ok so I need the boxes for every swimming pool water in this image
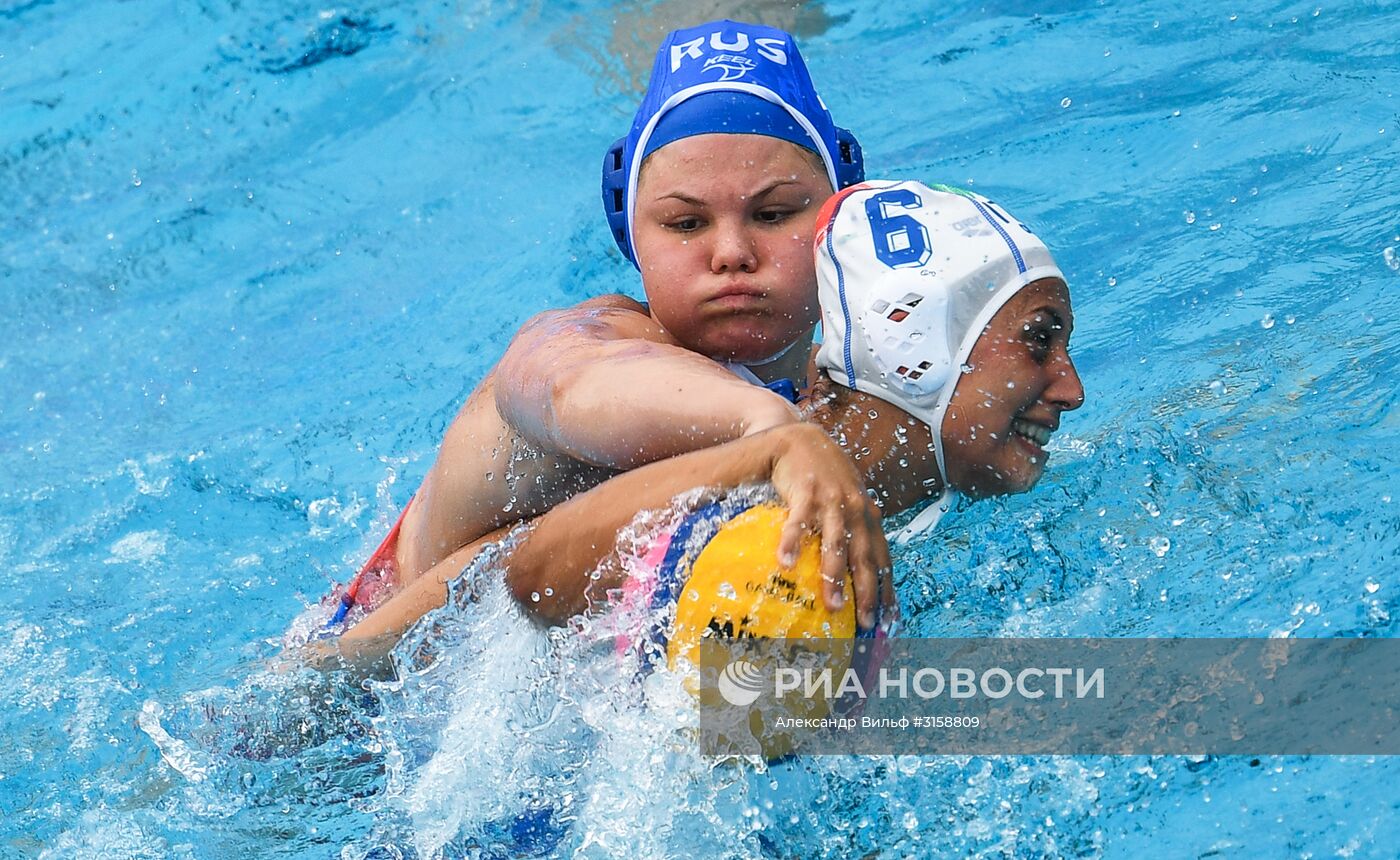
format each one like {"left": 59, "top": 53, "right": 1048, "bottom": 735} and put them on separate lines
{"left": 2, "top": 0, "right": 1397, "bottom": 856}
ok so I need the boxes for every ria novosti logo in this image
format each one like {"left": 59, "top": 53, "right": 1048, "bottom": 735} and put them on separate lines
{"left": 717, "top": 659, "right": 766, "bottom": 706}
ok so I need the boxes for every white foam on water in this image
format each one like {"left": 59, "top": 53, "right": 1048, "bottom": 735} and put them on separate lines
{"left": 105, "top": 530, "right": 167, "bottom": 565}
{"left": 361, "top": 493, "right": 788, "bottom": 856}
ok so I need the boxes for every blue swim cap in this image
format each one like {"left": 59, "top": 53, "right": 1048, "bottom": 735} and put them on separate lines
{"left": 601, "top": 20, "right": 864, "bottom": 266}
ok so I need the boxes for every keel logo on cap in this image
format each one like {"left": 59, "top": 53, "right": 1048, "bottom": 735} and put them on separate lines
{"left": 670, "top": 31, "right": 788, "bottom": 72}
{"left": 703, "top": 53, "right": 757, "bottom": 81}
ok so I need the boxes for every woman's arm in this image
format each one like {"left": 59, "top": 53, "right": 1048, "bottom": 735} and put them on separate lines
{"left": 312, "top": 423, "right": 887, "bottom": 671}
{"left": 494, "top": 296, "right": 802, "bottom": 470}
{"left": 296, "top": 531, "right": 510, "bottom": 673}
{"left": 505, "top": 422, "right": 887, "bottom": 630}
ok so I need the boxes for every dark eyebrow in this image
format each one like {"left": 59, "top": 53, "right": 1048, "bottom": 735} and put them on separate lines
{"left": 656, "top": 192, "right": 705, "bottom": 206}
{"left": 656, "top": 179, "right": 808, "bottom": 207}
{"left": 752, "top": 178, "right": 806, "bottom": 198}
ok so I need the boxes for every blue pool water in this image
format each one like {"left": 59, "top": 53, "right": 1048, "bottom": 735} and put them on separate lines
{"left": 3, "top": 0, "right": 1398, "bottom": 855}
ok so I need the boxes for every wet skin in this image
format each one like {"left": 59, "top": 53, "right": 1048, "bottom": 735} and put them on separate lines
{"left": 631, "top": 133, "right": 832, "bottom": 377}
{"left": 942, "top": 278, "right": 1086, "bottom": 498}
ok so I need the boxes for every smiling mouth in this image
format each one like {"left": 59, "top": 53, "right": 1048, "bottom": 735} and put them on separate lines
{"left": 1011, "top": 418, "right": 1052, "bottom": 449}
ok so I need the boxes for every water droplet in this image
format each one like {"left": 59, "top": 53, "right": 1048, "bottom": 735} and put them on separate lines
{"left": 1184, "top": 211, "right": 1196, "bottom": 224}
{"left": 1005, "top": 381, "right": 1016, "bottom": 389}
{"left": 1209, "top": 223, "right": 1221, "bottom": 231}
{"left": 1260, "top": 314, "right": 1275, "bottom": 329}
{"left": 1149, "top": 536, "right": 1171, "bottom": 557}
{"left": 1284, "top": 315, "right": 1296, "bottom": 325}
{"left": 530, "top": 591, "right": 540, "bottom": 603}
{"left": 1107, "top": 276, "right": 1117, "bottom": 286}
{"left": 1383, "top": 246, "right": 1399, "bottom": 272}
{"left": 718, "top": 581, "right": 738, "bottom": 600}
{"left": 1060, "top": 97, "right": 1072, "bottom": 108}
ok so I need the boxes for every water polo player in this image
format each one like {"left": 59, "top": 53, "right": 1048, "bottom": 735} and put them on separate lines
{"left": 328, "top": 181, "right": 1084, "bottom": 662}
{"left": 335, "top": 19, "right": 881, "bottom": 627}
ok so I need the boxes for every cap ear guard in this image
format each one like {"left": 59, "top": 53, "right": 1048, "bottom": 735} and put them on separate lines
{"left": 601, "top": 135, "right": 633, "bottom": 263}
{"left": 861, "top": 285, "right": 954, "bottom": 399}
{"left": 834, "top": 126, "right": 864, "bottom": 189}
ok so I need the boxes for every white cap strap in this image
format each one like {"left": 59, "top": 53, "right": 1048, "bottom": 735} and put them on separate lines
{"left": 887, "top": 489, "right": 956, "bottom": 544}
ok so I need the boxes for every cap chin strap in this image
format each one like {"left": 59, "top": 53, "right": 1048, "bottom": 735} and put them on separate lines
{"left": 883, "top": 398, "right": 953, "bottom": 545}
{"left": 736, "top": 336, "right": 801, "bottom": 368}
{"left": 887, "top": 487, "right": 956, "bottom": 545}
{"left": 721, "top": 336, "right": 804, "bottom": 386}
{"left": 722, "top": 361, "right": 764, "bottom": 386}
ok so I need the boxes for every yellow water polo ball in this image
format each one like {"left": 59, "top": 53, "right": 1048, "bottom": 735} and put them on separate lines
{"left": 666, "top": 503, "right": 857, "bottom": 670}
{"left": 664, "top": 503, "right": 858, "bottom": 759}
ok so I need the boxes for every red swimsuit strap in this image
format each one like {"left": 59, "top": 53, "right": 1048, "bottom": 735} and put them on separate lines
{"left": 343, "top": 496, "right": 413, "bottom": 605}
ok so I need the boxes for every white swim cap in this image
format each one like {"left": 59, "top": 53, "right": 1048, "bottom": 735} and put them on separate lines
{"left": 813, "top": 180, "right": 1064, "bottom": 541}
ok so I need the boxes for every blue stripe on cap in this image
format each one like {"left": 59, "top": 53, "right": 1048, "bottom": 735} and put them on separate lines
{"left": 826, "top": 215, "right": 857, "bottom": 387}
{"left": 968, "top": 197, "right": 1026, "bottom": 274}
{"left": 641, "top": 91, "right": 819, "bottom": 160}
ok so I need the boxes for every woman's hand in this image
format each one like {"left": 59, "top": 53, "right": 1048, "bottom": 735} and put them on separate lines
{"left": 506, "top": 421, "right": 895, "bottom": 630}
{"left": 766, "top": 424, "right": 892, "bottom": 631}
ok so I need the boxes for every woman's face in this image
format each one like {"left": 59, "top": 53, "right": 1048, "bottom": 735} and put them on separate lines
{"left": 942, "top": 278, "right": 1086, "bottom": 498}
{"left": 631, "top": 133, "right": 832, "bottom": 362}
